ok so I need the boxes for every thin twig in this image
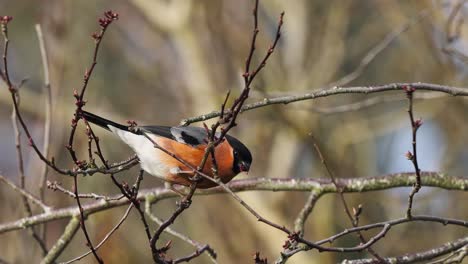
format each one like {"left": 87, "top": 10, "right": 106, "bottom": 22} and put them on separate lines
{"left": 404, "top": 86, "right": 422, "bottom": 218}
{"left": 35, "top": 23, "right": 53, "bottom": 245}
{"left": 87, "top": 118, "right": 153, "bottom": 245}
{"left": 40, "top": 217, "right": 80, "bottom": 264}
{"left": 445, "top": 0, "right": 466, "bottom": 43}
{"left": 328, "top": 10, "right": 428, "bottom": 88}
{"left": 442, "top": 0, "right": 468, "bottom": 62}
{"left": 62, "top": 204, "right": 133, "bottom": 264}
{"left": 341, "top": 236, "right": 468, "bottom": 264}
{"left": 289, "top": 92, "right": 446, "bottom": 115}
{"left": 145, "top": 201, "right": 218, "bottom": 263}
{"left": 0, "top": 17, "right": 76, "bottom": 177}
{"left": 72, "top": 175, "right": 102, "bottom": 263}
{"left": 35, "top": 24, "right": 52, "bottom": 201}
{"left": 150, "top": 184, "right": 198, "bottom": 263}
{"left": 66, "top": 11, "right": 118, "bottom": 165}
{"left": 278, "top": 217, "right": 467, "bottom": 262}
{"left": 47, "top": 180, "right": 124, "bottom": 200}
{"left": 1, "top": 16, "right": 48, "bottom": 257}
{"left": 309, "top": 135, "right": 385, "bottom": 262}
{"left": 0, "top": 175, "right": 51, "bottom": 212}
{"left": 173, "top": 245, "right": 215, "bottom": 264}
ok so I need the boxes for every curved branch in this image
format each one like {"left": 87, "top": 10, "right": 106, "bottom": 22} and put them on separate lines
{"left": 341, "top": 236, "right": 468, "bottom": 264}
{"left": 0, "top": 171, "right": 466, "bottom": 234}
{"left": 40, "top": 217, "right": 80, "bottom": 264}
{"left": 180, "top": 83, "right": 468, "bottom": 125}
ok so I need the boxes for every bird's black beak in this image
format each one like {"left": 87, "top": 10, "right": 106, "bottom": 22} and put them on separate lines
{"left": 239, "top": 161, "right": 250, "bottom": 174}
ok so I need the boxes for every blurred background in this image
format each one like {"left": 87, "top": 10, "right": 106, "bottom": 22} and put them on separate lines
{"left": 0, "top": 0, "right": 467, "bottom": 263}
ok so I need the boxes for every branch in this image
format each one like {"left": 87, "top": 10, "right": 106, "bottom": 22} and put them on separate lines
{"left": 328, "top": 10, "right": 428, "bottom": 88}
{"left": 315, "top": 216, "right": 466, "bottom": 246}
{"left": 145, "top": 200, "right": 217, "bottom": 264}
{"left": 40, "top": 217, "right": 80, "bottom": 264}
{"left": 341, "top": 236, "right": 468, "bottom": 264}
{"left": 293, "top": 190, "right": 323, "bottom": 234}
{"left": 35, "top": 22, "right": 53, "bottom": 247}
{"left": 0, "top": 175, "right": 51, "bottom": 212}
{"left": 180, "top": 82, "right": 468, "bottom": 125}
{"left": 62, "top": 204, "right": 133, "bottom": 264}
{"left": 309, "top": 136, "right": 384, "bottom": 261}
{"left": 72, "top": 173, "right": 102, "bottom": 263}
{"left": 278, "top": 218, "right": 467, "bottom": 263}
{"left": 1, "top": 172, "right": 466, "bottom": 234}
{"left": 290, "top": 91, "right": 446, "bottom": 115}
{"left": 66, "top": 11, "right": 118, "bottom": 165}
{"left": 404, "top": 85, "right": 423, "bottom": 218}
{"left": 47, "top": 180, "right": 124, "bottom": 200}
{"left": 35, "top": 23, "right": 52, "bottom": 201}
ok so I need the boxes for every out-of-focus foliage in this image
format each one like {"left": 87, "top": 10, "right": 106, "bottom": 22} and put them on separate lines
{"left": 0, "top": 0, "right": 466, "bottom": 263}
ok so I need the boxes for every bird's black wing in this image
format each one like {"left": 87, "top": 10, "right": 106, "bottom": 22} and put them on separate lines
{"left": 82, "top": 111, "right": 210, "bottom": 147}
{"left": 140, "top": 126, "right": 210, "bottom": 147}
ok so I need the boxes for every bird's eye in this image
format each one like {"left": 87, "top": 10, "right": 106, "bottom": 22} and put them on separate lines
{"left": 234, "top": 150, "right": 238, "bottom": 157}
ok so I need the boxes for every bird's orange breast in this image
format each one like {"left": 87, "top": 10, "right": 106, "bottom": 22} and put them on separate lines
{"left": 154, "top": 137, "right": 236, "bottom": 188}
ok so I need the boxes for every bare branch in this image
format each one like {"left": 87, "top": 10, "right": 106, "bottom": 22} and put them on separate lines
{"left": 47, "top": 180, "right": 124, "bottom": 200}
{"left": 309, "top": 135, "right": 384, "bottom": 261}
{"left": 63, "top": 205, "right": 133, "bottom": 264}
{"left": 404, "top": 86, "right": 422, "bottom": 218}
{"left": 72, "top": 175, "right": 102, "bottom": 263}
{"left": 1, "top": 172, "right": 465, "bottom": 234}
{"left": 40, "top": 217, "right": 80, "bottom": 264}
{"left": 35, "top": 24, "right": 52, "bottom": 201}
{"left": 180, "top": 82, "right": 468, "bottom": 125}
{"left": 290, "top": 92, "right": 446, "bottom": 115}
{"left": 293, "top": 190, "right": 323, "bottom": 234}
{"left": 0, "top": 175, "right": 51, "bottom": 212}
{"left": 328, "top": 10, "right": 428, "bottom": 88}
{"left": 145, "top": 200, "right": 218, "bottom": 264}
{"left": 341, "top": 236, "right": 468, "bottom": 264}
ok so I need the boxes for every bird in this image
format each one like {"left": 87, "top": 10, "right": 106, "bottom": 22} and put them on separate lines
{"left": 81, "top": 111, "right": 252, "bottom": 189}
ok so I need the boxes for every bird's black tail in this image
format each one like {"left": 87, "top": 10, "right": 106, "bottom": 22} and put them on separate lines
{"left": 81, "top": 111, "right": 129, "bottom": 132}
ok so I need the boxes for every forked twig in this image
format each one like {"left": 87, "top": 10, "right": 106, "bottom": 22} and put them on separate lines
{"left": 62, "top": 204, "right": 133, "bottom": 264}
{"left": 1, "top": 16, "right": 48, "bottom": 256}
{"left": 308, "top": 135, "right": 385, "bottom": 262}
{"left": 404, "top": 85, "right": 422, "bottom": 218}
